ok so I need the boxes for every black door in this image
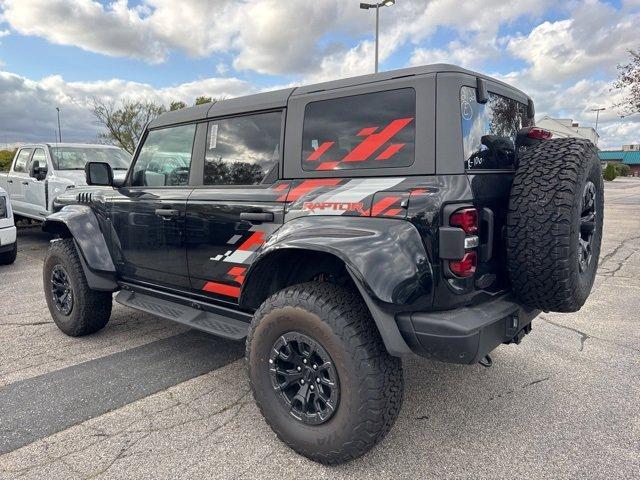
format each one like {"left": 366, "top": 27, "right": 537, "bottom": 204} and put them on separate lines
{"left": 111, "top": 123, "right": 198, "bottom": 289}
{"left": 186, "top": 111, "right": 287, "bottom": 304}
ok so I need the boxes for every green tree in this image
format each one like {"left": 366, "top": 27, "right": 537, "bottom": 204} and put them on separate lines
{"left": 169, "top": 101, "right": 187, "bottom": 111}
{"left": 195, "top": 96, "right": 213, "bottom": 105}
{"left": 603, "top": 163, "right": 617, "bottom": 181}
{"left": 614, "top": 163, "right": 631, "bottom": 177}
{"left": 0, "top": 149, "right": 16, "bottom": 171}
{"left": 91, "top": 99, "right": 166, "bottom": 154}
{"left": 612, "top": 49, "right": 640, "bottom": 117}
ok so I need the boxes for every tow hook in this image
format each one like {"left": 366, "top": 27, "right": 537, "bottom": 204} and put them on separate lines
{"left": 479, "top": 354, "right": 493, "bottom": 368}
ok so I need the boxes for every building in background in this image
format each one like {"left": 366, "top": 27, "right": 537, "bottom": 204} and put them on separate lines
{"left": 598, "top": 148, "right": 640, "bottom": 176}
{"left": 536, "top": 116, "right": 599, "bottom": 144}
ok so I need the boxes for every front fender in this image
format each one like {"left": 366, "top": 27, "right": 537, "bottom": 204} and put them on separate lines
{"left": 42, "top": 204, "right": 115, "bottom": 273}
{"left": 249, "top": 216, "right": 434, "bottom": 307}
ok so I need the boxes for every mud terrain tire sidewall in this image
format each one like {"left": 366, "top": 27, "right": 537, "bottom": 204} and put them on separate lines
{"left": 246, "top": 282, "right": 403, "bottom": 465}
{"left": 507, "top": 138, "right": 604, "bottom": 312}
{"left": 43, "top": 238, "right": 112, "bottom": 336}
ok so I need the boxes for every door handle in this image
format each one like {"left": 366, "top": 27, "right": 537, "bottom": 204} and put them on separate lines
{"left": 240, "top": 212, "right": 274, "bottom": 222}
{"left": 6, "top": 179, "right": 12, "bottom": 183}
{"left": 21, "top": 181, "right": 29, "bottom": 185}
{"left": 154, "top": 208, "right": 179, "bottom": 217}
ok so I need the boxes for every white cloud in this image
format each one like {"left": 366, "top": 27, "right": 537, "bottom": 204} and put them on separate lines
{"left": 0, "top": 70, "right": 254, "bottom": 143}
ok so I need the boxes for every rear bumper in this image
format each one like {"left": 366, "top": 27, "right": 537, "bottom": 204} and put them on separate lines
{"left": 396, "top": 294, "right": 540, "bottom": 364}
{"left": 0, "top": 225, "right": 17, "bottom": 251}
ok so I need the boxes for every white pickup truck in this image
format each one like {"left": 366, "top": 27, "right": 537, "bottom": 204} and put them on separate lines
{"left": 0, "top": 143, "right": 131, "bottom": 221}
{"left": 0, "top": 186, "right": 17, "bottom": 265}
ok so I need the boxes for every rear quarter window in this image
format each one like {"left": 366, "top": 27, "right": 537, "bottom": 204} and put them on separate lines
{"left": 302, "top": 88, "right": 416, "bottom": 172}
{"left": 460, "top": 86, "right": 532, "bottom": 170}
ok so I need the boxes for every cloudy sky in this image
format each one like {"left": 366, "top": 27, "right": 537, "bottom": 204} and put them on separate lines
{"left": 0, "top": 0, "right": 638, "bottom": 149}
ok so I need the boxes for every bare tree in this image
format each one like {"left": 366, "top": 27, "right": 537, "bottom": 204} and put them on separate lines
{"left": 91, "top": 99, "right": 166, "bottom": 154}
{"left": 612, "top": 49, "right": 640, "bottom": 117}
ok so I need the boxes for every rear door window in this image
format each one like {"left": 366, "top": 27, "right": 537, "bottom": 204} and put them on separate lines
{"left": 460, "top": 86, "right": 532, "bottom": 170}
{"left": 302, "top": 88, "right": 416, "bottom": 171}
{"left": 204, "top": 111, "right": 282, "bottom": 185}
{"left": 13, "top": 149, "right": 32, "bottom": 173}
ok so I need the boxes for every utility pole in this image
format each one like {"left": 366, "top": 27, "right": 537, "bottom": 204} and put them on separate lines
{"left": 56, "top": 107, "right": 62, "bottom": 143}
{"left": 591, "top": 107, "right": 605, "bottom": 146}
{"left": 360, "top": 1, "right": 396, "bottom": 73}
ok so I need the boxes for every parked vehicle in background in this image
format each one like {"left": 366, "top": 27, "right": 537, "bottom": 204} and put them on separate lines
{"left": 41, "top": 64, "right": 603, "bottom": 464}
{"left": 0, "top": 187, "right": 17, "bottom": 265}
{"left": 0, "top": 144, "right": 131, "bottom": 221}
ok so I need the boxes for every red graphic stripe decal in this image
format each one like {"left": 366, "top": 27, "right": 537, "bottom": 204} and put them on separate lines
{"left": 342, "top": 118, "right": 413, "bottom": 163}
{"left": 238, "top": 231, "right": 265, "bottom": 251}
{"left": 316, "top": 161, "right": 340, "bottom": 171}
{"left": 357, "top": 126, "right": 378, "bottom": 136}
{"left": 227, "top": 266, "right": 246, "bottom": 276}
{"left": 285, "top": 179, "right": 342, "bottom": 201}
{"left": 203, "top": 281, "right": 240, "bottom": 298}
{"left": 371, "top": 196, "right": 400, "bottom": 216}
{"left": 376, "top": 143, "right": 405, "bottom": 160}
{"left": 307, "top": 141, "right": 334, "bottom": 161}
{"left": 385, "top": 208, "right": 403, "bottom": 216}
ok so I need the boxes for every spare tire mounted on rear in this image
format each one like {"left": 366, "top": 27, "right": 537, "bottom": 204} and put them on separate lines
{"left": 506, "top": 138, "right": 604, "bottom": 312}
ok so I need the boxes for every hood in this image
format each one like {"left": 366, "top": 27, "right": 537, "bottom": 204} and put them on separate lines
{"left": 55, "top": 169, "right": 127, "bottom": 187}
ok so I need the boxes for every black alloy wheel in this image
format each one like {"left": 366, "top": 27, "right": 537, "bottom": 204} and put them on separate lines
{"left": 269, "top": 331, "right": 340, "bottom": 425}
{"left": 51, "top": 264, "right": 74, "bottom": 315}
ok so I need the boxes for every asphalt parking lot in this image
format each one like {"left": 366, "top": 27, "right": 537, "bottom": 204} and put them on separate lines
{"left": 1, "top": 178, "right": 639, "bottom": 480}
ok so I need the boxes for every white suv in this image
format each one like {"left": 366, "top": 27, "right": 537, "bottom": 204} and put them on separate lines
{"left": 0, "top": 187, "right": 17, "bottom": 265}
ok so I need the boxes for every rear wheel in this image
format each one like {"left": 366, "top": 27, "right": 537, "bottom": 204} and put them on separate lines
{"left": 43, "top": 238, "right": 112, "bottom": 336}
{"left": 246, "top": 282, "right": 403, "bottom": 465}
{"left": 507, "top": 138, "right": 604, "bottom": 312}
{"left": 0, "top": 240, "right": 17, "bottom": 265}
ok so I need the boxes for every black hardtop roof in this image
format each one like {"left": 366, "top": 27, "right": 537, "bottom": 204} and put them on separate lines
{"left": 149, "top": 63, "right": 529, "bottom": 129}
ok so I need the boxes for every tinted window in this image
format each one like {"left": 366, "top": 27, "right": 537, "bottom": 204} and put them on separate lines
{"left": 50, "top": 147, "right": 131, "bottom": 171}
{"left": 204, "top": 111, "right": 282, "bottom": 185}
{"left": 460, "top": 86, "right": 533, "bottom": 170}
{"left": 302, "top": 89, "right": 416, "bottom": 171}
{"left": 13, "top": 149, "right": 32, "bottom": 173}
{"left": 131, "top": 124, "right": 196, "bottom": 187}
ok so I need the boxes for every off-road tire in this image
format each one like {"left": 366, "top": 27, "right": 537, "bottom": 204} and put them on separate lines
{"left": 507, "top": 138, "right": 604, "bottom": 312}
{"left": 246, "top": 282, "right": 403, "bottom": 465}
{"left": 43, "top": 238, "right": 112, "bottom": 336}
{"left": 0, "top": 240, "right": 17, "bottom": 265}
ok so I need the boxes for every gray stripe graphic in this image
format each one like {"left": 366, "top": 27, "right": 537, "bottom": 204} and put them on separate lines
{"left": 0, "top": 330, "right": 244, "bottom": 454}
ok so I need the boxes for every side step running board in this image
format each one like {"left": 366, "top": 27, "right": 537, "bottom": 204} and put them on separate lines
{"left": 115, "top": 290, "right": 250, "bottom": 341}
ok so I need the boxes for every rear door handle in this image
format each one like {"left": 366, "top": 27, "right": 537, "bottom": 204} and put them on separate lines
{"left": 240, "top": 212, "right": 274, "bottom": 222}
{"left": 6, "top": 179, "right": 12, "bottom": 183}
{"left": 154, "top": 208, "right": 179, "bottom": 217}
{"left": 21, "top": 181, "right": 29, "bottom": 185}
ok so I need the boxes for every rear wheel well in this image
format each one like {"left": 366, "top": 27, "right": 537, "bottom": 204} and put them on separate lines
{"left": 241, "top": 249, "right": 356, "bottom": 311}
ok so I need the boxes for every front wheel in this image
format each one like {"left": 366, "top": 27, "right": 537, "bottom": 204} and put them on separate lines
{"left": 246, "top": 282, "right": 403, "bottom": 465}
{"left": 43, "top": 238, "right": 112, "bottom": 336}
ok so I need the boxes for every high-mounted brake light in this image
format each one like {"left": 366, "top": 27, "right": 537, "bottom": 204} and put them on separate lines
{"left": 449, "top": 208, "right": 478, "bottom": 234}
{"left": 527, "top": 127, "right": 552, "bottom": 140}
{"left": 449, "top": 251, "right": 477, "bottom": 278}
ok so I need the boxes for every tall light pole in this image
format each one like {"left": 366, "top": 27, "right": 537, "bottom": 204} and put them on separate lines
{"left": 56, "top": 107, "right": 62, "bottom": 143}
{"left": 360, "top": 1, "right": 396, "bottom": 73}
{"left": 591, "top": 107, "right": 605, "bottom": 146}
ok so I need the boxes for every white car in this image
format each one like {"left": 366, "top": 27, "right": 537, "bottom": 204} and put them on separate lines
{"left": 0, "top": 143, "right": 131, "bottom": 221}
{"left": 0, "top": 187, "right": 17, "bottom": 265}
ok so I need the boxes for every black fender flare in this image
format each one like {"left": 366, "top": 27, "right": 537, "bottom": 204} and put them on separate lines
{"left": 42, "top": 205, "right": 118, "bottom": 291}
{"left": 241, "top": 216, "right": 434, "bottom": 356}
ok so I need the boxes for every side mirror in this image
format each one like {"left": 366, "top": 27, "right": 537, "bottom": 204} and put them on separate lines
{"left": 85, "top": 161, "right": 114, "bottom": 186}
{"left": 30, "top": 160, "right": 48, "bottom": 181}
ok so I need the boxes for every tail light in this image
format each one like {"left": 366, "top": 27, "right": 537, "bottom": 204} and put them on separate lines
{"left": 449, "top": 208, "right": 478, "bottom": 234}
{"left": 449, "top": 251, "right": 477, "bottom": 278}
{"left": 527, "top": 127, "right": 552, "bottom": 140}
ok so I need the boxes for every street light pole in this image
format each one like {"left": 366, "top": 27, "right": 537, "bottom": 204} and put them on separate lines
{"left": 56, "top": 107, "right": 62, "bottom": 143}
{"left": 591, "top": 107, "right": 605, "bottom": 146}
{"left": 360, "top": 1, "right": 395, "bottom": 74}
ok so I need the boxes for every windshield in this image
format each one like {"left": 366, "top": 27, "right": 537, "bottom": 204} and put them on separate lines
{"left": 49, "top": 147, "right": 132, "bottom": 170}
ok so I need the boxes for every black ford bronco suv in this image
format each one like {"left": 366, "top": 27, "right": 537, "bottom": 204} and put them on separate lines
{"left": 42, "top": 64, "right": 603, "bottom": 464}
